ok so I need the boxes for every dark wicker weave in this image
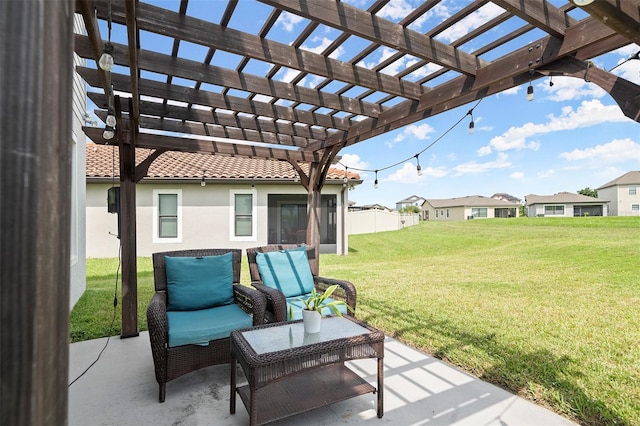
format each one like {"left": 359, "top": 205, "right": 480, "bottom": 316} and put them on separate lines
{"left": 246, "top": 244, "right": 357, "bottom": 323}
{"left": 230, "top": 316, "right": 384, "bottom": 425}
{"left": 147, "top": 248, "right": 266, "bottom": 402}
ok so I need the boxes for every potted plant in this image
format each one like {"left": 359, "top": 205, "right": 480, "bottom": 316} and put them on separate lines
{"left": 291, "top": 285, "right": 354, "bottom": 333}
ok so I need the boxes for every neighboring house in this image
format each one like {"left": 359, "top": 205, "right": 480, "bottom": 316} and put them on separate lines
{"left": 422, "top": 195, "right": 519, "bottom": 221}
{"left": 492, "top": 193, "right": 521, "bottom": 204}
{"left": 596, "top": 171, "right": 640, "bottom": 216}
{"left": 348, "top": 203, "right": 392, "bottom": 212}
{"left": 396, "top": 195, "right": 426, "bottom": 211}
{"left": 396, "top": 195, "right": 427, "bottom": 220}
{"left": 86, "top": 144, "right": 361, "bottom": 257}
{"left": 525, "top": 192, "right": 608, "bottom": 217}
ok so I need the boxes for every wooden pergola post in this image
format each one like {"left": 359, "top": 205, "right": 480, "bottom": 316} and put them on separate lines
{"left": 117, "top": 97, "right": 139, "bottom": 338}
{"left": 1, "top": 1, "right": 73, "bottom": 424}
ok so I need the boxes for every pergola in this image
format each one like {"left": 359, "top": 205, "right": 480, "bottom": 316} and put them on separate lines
{"left": 2, "top": 0, "right": 639, "bottom": 423}
{"left": 72, "top": 0, "right": 640, "bottom": 339}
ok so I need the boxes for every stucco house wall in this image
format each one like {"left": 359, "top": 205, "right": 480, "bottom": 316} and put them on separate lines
{"left": 596, "top": 171, "right": 640, "bottom": 216}
{"left": 423, "top": 196, "right": 519, "bottom": 221}
{"left": 86, "top": 181, "right": 351, "bottom": 258}
{"left": 525, "top": 192, "right": 609, "bottom": 217}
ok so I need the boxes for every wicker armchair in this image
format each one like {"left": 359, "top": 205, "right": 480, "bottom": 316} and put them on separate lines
{"left": 147, "top": 248, "right": 265, "bottom": 402}
{"left": 246, "top": 244, "right": 356, "bottom": 323}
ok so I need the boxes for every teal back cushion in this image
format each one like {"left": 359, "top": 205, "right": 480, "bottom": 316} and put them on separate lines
{"left": 165, "top": 252, "right": 234, "bottom": 311}
{"left": 255, "top": 247, "right": 314, "bottom": 298}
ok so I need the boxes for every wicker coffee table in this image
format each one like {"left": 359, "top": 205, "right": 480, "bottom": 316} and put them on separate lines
{"left": 230, "top": 316, "right": 384, "bottom": 426}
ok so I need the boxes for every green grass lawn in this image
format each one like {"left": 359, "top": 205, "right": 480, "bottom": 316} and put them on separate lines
{"left": 71, "top": 216, "right": 640, "bottom": 425}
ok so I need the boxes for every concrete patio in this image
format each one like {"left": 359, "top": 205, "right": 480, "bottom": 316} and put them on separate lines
{"left": 68, "top": 331, "right": 576, "bottom": 425}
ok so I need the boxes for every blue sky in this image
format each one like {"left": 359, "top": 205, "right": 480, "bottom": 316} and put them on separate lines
{"left": 95, "top": 0, "right": 640, "bottom": 208}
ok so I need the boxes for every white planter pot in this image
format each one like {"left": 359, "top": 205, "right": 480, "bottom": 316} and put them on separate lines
{"left": 302, "top": 309, "right": 322, "bottom": 334}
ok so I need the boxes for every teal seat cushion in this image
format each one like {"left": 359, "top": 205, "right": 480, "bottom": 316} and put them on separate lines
{"left": 166, "top": 303, "right": 253, "bottom": 348}
{"left": 255, "top": 246, "right": 314, "bottom": 298}
{"left": 165, "top": 253, "right": 234, "bottom": 311}
{"left": 286, "top": 293, "right": 348, "bottom": 320}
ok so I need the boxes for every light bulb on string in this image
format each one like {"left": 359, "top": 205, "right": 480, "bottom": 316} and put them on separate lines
{"left": 343, "top": 167, "right": 348, "bottom": 187}
{"left": 103, "top": 125, "right": 115, "bottom": 140}
{"left": 374, "top": 170, "right": 379, "bottom": 189}
{"left": 467, "top": 109, "right": 475, "bottom": 135}
{"left": 415, "top": 155, "right": 422, "bottom": 176}
{"left": 99, "top": 42, "right": 114, "bottom": 71}
{"left": 201, "top": 172, "right": 206, "bottom": 187}
{"left": 526, "top": 83, "right": 534, "bottom": 101}
{"left": 106, "top": 107, "right": 116, "bottom": 128}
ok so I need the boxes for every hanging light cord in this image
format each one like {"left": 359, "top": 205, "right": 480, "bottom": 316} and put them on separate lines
{"left": 339, "top": 98, "right": 483, "bottom": 173}
{"left": 608, "top": 51, "right": 640, "bottom": 72}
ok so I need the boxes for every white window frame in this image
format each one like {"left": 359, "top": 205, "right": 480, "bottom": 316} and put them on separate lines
{"left": 229, "top": 189, "right": 257, "bottom": 241}
{"left": 153, "top": 189, "right": 182, "bottom": 243}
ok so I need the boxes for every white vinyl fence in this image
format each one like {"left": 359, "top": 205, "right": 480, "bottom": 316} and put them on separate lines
{"left": 347, "top": 210, "right": 419, "bottom": 235}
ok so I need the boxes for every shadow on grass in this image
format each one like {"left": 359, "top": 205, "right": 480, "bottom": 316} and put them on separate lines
{"left": 362, "top": 299, "right": 628, "bottom": 426}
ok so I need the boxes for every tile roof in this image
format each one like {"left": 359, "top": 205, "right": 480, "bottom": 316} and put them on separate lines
{"left": 525, "top": 192, "right": 606, "bottom": 204}
{"left": 596, "top": 171, "right": 640, "bottom": 189}
{"left": 86, "top": 143, "right": 360, "bottom": 182}
{"left": 425, "top": 195, "right": 519, "bottom": 208}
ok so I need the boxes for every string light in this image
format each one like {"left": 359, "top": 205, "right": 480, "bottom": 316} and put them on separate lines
{"left": 200, "top": 171, "right": 206, "bottom": 187}
{"left": 549, "top": 76, "right": 554, "bottom": 87}
{"left": 343, "top": 167, "right": 348, "bottom": 187}
{"left": 467, "top": 109, "right": 475, "bottom": 134}
{"left": 526, "top": 83, "right": 534, "bottom": 101}
{"left": 99, "top": 0, "right": 114, "bottom": 71}
{"left": 337, "top": 99, "right": 483, "bottom": 187}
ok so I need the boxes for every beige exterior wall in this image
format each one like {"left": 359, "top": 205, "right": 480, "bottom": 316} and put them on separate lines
{"left": 424, "top": 205, "right": 510, "bottom": 221}
{"left": 86, "top": 181, "right": 349, "bottom": 258}
{"left": 599, "top": 186, "right": 639, "bottom": 216}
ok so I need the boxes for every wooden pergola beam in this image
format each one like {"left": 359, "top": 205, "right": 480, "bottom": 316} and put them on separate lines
{"left": 124, "top": 0, "right": 140, "bottom": 129}
{"left": 309, "top": 17, "right": 624, "bottom": 151}
{"left": 571, "top": 0, "right": 640, "bottom": 46}
{"left": 93, "top": 0, "right": 426, "bottom": 101}
{"left": 83, "top": 126, "right": 322, "bottom": 163}
{"left": 89, "top": 92, "right": 322, "bottom": 147}
{"left": 492, "top": 0, "right": 576, "bottom": 39}
{"left": 75, "top": 0, "right": 114, "bottom": 107}
{"left": 77, "top": 66, "right": 345, "bottom": 134}
{"left": 74, "top": 35, "right": 381, "bottom": 120}
{"left": 261, "top": 0, "right": 484, "bottom": 75}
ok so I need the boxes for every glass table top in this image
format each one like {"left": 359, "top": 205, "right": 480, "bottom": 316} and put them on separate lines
{"left": 240, "top": 316, "right": 371, "bottom": 355}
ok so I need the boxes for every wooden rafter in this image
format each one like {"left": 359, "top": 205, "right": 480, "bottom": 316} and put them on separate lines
{"left": 261, "top": 0, "right": 484, "bottom": 75}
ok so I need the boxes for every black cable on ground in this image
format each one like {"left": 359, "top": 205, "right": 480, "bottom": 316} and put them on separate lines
{"left": 68, "top": 245, "right": 121, "bottom": 387}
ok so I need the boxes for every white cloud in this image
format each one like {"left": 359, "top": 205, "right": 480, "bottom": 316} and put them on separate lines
{"left": 478, "top": 99, "right": 630, "bottom": 156}
{"left": 339, "top": 153, "right": 368, "bottom": 171}
{"left": 437, "top": 3, "right": 504, "bottom": 43}
{"left": 541, "top": 77, "right": 606, "bottom": 102}
{"left": 377, "top": 0, "right": 413, "bottom": 21}
{"left": 302, "top": 37, "right": 345, "bottom": 60}
{"left": 277, "top": 12, "right": 304, "bottom": 32}
{"left": 559, "top": 138, "right": 640, "bottom": 163}
{"left": 537, "top": 169, "right": 556, "bottom": 178}
{"left": 611, "top": 44, "right": 640, "bottom": 85}
{"left": 386, "top": 162, "right": 445, "bottom": 183}
{"left": 454, "top": 153, "right": 511, "bottom": 175}
{"left": 407, "top": 3, "right": 451, "bottom": 31}
{"left": 393, "top": 123, "right": 435, "bottom": 142}
{"left": 510, "top": 171, "right": 524, "bottom": 179}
